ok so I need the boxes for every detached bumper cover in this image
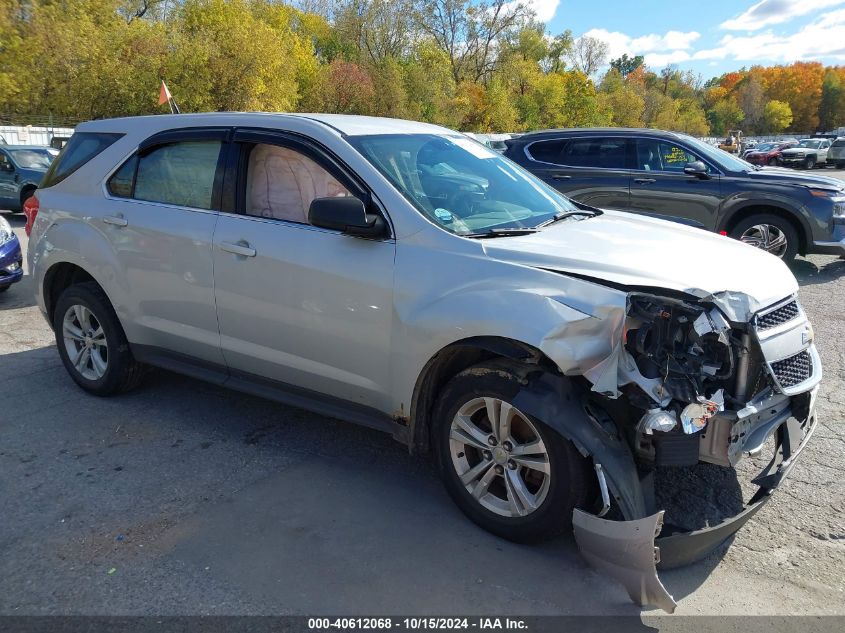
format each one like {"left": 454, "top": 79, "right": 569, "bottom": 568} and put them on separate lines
{"left": 572, "top": 397, "right": 818, "bottom": 613}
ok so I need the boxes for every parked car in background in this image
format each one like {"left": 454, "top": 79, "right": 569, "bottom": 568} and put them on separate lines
{"left": 0, "top": 215, "right": 23, "bottom": 293}
{"left": 744, "top": 140, "right": 798, "bottom": 166}
{"left": 504, "top": 127, "right": 845, "bottom": 261}
{"left": 827, "top": 137, "right": 845, "bottom": 168}
{"left": 780, "top": 138, "right": 831, "bottom": 169}
{"left": 0, "top": 145, "right": 57, "bottom": 211}
{"left": 25, "top": 114, "right": 823, "bottom": 612}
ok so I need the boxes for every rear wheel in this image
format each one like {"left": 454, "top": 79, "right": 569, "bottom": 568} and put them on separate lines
{"left": 53, "top": 282, "right": 145, "bottom": 395}
{"left": 433, "top": 362, "right": 593, "bottom": 543}
{"left": 730, "top": 213, "right": 799, "bottom": 261}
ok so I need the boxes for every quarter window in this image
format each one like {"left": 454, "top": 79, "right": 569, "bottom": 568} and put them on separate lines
{"left": 42, "top": 132, "right": 123, "bottom": 188}
{"left": 244, "top": 144, "right": 352, "bottom": 224}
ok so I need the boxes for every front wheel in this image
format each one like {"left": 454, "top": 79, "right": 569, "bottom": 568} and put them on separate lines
{"left": 804, "top": 156, "right": 816, "bottom": 169}
{"left": 433, "top": 362, "right": 593, "bottom": 543}
{"left": 730, "top": 214, "right": 799, "bottom": 261}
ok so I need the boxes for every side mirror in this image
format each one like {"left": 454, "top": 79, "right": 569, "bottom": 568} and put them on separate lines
{"left": 309, "top": 196, "right": 387, "bottom": 238}
{"left": 0, "top": 161, "right": 13, "bottom": 172}
{"left": 683, "top": 161, "right": 709, "bottom": 178}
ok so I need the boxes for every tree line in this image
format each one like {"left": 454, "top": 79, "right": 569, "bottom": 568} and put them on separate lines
{"left": 1, "top": 0, "right": 843, "bottom": 135}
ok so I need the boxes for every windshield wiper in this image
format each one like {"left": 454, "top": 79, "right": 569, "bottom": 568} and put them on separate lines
{"left": 535, "top": 209, "right": 598, "bottom": 229}
{"left": 463, "top": 227, "right": 541, "bottom": 238}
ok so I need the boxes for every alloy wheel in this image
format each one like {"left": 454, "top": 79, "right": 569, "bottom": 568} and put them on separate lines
{"left": 62, "top": 304, "right": 109, "bottom": 380}
{"left": 449, "top": 397, "right": 550, "bottom": 518}
{"left": 739, "top": 223, "right": 789, "bottom": 258}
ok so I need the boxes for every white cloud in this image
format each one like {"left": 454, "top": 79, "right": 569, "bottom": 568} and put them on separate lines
{"left": 521, "top": 0, "right": 561, "bottom": 22}
{"left": 697, "top": 8, "right": 845, "bottom": 62}
{"left": 721, "top": 0, "right": 845, "bottom": 31}
{"left": 582, "top": 28, "right": 700, "bottom": 68}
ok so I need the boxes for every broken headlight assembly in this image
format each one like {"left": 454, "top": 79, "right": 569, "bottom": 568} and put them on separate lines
{"left": 573, "top": 292, "right": 821, "bottom": 614}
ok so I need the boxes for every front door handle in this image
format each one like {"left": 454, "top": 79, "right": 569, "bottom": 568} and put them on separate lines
{"left": 634, "top": 178, "right": 657, "bottom": 184}
{"left": 219, "top": 241, "right": 257, "bottom": 257}
{"left": 103, "top": 215, "right": 128, "bottom": 227}
{"left": 551, "top": 173, "right": 572, "bottom": 180}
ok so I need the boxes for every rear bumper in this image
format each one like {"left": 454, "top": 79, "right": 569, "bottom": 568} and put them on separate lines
{"left": 573, "top": 388, "right": 818, "bottom": 613}
{"left": 0, "top": 236, "right": 23, "bottom": 288}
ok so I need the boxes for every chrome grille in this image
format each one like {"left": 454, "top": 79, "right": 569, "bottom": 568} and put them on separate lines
{"left": 771, "top": 350, "right": 812, "bottom": 388}
{"left": 757, "top": 300, "right": 800, "bottom": 330}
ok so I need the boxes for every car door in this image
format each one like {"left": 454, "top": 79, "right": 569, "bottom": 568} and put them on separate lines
{"left": 521, "top": 137, "right": 631, "bottom": 210}
{"left": 102, "top": 128, "right": 227, "bottom": 366}
{"left": 0, "top": 150, "right": 18, "bottom": 208}
{"left": 819, "top": 139, "right": 830, "bottom": 163}
{"left": 211, "top": 128, "right": 396, "bottom": 411}
{"left": 628, "top": 137, "right": 722, "bottom": 229}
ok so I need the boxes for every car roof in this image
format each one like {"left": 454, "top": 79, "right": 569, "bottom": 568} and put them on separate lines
{"left": 511, "top": 128, "right": 689, "bottom": 142}
{"left": 78, "top": 113, "right": 453, "bottom": 138}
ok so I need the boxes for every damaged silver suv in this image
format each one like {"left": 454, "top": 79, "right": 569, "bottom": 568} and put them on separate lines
{"left": 27, "top": 114, "right": 821, "bottom": 613}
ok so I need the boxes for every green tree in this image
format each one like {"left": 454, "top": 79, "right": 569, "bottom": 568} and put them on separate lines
{"left": 609, "top": 53, "right": 644, "bottom": 78}
{"left": 818, "top": 70, "right": 844, "bottom": 131}
{"left": 763, "top": 100, "right": 793, "bottom": 133}
{"left": 707, "top": 98, "right": 745, "bottom": 136}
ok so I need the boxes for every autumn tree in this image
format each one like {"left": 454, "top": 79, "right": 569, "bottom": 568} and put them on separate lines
{"left": 763, "top": 100, "right": 793, "bottom": 133}
{"left": 565, "top": 35, "right": 609, "bottom": 76}
{"left": 609, "top": 54, "right": 644, "bottom": 78}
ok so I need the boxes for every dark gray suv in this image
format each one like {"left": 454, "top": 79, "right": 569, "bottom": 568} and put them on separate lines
{"left": 505, "top": 128, "right": 845, "bottom": 261}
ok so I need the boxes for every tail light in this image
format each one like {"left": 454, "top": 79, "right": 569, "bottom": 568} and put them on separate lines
{"left": 23, "top": 195, "right": 39, "bottom": 236}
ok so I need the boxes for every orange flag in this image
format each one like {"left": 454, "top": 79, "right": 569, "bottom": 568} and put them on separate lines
{"left": 158, "top": 80, "right": 173, "bottom": 106}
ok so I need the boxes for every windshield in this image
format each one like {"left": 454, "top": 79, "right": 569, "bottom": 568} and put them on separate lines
{"left": 682, "top": 135, "right": 754, "bottom": 172}
{"left": 8, "top": 148, "right": 55, "bottom": 169}
{"left": 348, "top": 133, "right": 580, "bottom": 235}
{"left": 797, "top": 140, "right": 821, "bottom": 149}
{"left": 754, "top": 143, "right": 776, "bottom": 152}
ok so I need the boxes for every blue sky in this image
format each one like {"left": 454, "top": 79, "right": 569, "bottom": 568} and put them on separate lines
{"left": 528, "top": 0, "right": 845, "bottom": 78}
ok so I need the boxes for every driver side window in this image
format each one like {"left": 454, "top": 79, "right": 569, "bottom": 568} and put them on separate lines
{"left": 636, "top": 139, "right": 707, "bottom": 173}
{"left": 245, "top": 144, "right": 352, "bottom": 224}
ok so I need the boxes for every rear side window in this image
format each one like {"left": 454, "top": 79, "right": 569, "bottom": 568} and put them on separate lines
{"left": 529, "top": 138, "right": 627, "bottom": 169}
{"left": 41, "top": 132, "right": 123, "bottom": 188}
{"left": 108, "top": 141, "right": 222, "bottom": 210}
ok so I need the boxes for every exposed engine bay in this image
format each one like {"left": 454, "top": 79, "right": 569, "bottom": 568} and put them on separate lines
{"left": 567, "top": 291, "right": 820, "bottom": 614}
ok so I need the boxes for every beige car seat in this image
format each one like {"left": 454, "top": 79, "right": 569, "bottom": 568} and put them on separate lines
{"left": 247, "top": 145, "right": 350, "bottom": 223}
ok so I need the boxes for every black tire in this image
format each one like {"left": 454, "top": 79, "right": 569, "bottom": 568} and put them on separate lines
{"left": 767, "top": 156, "right": 779, "bottom": 166}
{"left": 804, "top": 156, "right": 816, "bottom": 169}
{"left": 0, "top": 286, "right": 9, "bottom": 293}
{"left": 432, "top": 362, "right": 593, "bottom": 543}
{"left": 53, "top": 282, "right": 145, "bottom": 395}
{"left": 838, "top": 162, "right": 845, "bottom": 169}
{"left": 729, "top": 213, "right": 800, "bottom": 262}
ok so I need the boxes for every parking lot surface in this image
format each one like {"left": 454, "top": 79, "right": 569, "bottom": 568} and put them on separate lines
{"left": 1, "top": 179, "right": 844, "bottom": 616}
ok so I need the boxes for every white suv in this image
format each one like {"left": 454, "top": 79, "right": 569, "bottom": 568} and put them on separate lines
{"left": 25, "top": 114, "right": 822, "bottom": 612}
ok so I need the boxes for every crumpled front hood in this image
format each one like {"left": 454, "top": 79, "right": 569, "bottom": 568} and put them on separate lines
{"left": 482, "top": 211, "right": 798, "bottom": 320}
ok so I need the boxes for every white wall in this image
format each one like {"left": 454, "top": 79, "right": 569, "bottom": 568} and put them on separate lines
{"left": 0, "top": 125, "right": 75, "bottom": 146}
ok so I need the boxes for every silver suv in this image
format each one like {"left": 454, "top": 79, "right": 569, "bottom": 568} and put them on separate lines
{"left": 26, "top": 114, "right": 822, "bottom": 612}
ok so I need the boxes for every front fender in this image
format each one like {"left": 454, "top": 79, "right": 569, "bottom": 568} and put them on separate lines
{"left": 716, "top": 194, "right": 815, "bottom": 240}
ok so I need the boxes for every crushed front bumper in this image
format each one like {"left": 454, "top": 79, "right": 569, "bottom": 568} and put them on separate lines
{"left": 573, "top": 390, "right": 818, "bottom": 613}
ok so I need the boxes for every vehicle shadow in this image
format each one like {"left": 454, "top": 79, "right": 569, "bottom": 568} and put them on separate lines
{"left": 0, "top": 270, "right": 37, "bottom": 310}
{"left": 0, "top": 345, "right": 729, "bottom": 616}
{"left": 790, "top": 256, "right": 845, "bottom": 287}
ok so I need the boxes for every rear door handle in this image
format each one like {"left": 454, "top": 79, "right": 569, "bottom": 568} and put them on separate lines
{"left": 634, "top": 178, "right": 657, "bottom": 184}
{"left": 103, "top": 215, "right": 128, "bottom": 227}
{"left": 219, "top": 241, "right": 257, "bottom": 257}
{"left": 551, "top": 173, "right": 572, "bottom": 180}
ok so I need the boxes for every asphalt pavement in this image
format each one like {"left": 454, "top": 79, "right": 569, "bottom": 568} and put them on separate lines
{"left": 1, "top": 176, "right": 843, "bottom": 618}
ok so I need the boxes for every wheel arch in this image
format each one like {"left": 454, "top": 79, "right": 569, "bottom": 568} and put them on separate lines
{"left": 43, "top": 261, "right": 108, "bottom": 325}
{"left": 718, "top": 203, "right": 810, "bottom": 255}
{"left": 409, "top": 336, "right": 558, "bottom": 455}
{"left": 19, "top": 184, "right": 37, "bottom": 207}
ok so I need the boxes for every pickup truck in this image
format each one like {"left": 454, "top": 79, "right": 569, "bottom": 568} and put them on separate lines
{"left": 780, "top": 138, "right": 831, "bottom": 169}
